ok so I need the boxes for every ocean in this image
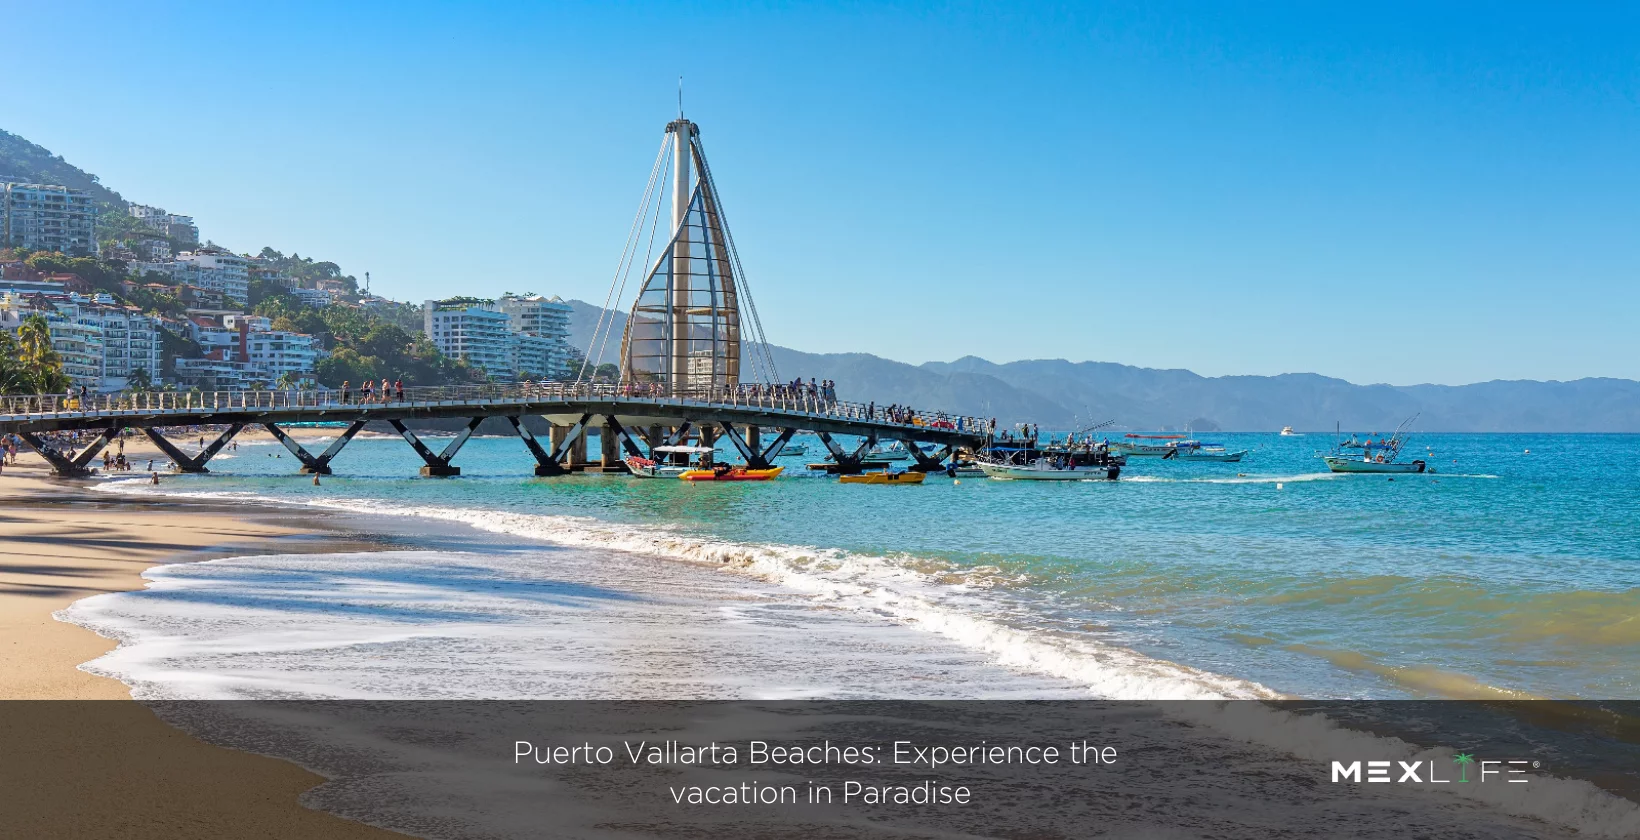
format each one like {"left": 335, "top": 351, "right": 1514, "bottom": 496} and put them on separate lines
{"left": 70, "top": 431, "right": 1640, "bottom": 702}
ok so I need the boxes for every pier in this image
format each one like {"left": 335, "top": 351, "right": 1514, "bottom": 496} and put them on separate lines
{"left": 0, "top": 385, "right": 986, "bottom": 478}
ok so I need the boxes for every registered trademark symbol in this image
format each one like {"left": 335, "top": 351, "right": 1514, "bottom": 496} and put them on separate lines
{"left": 1532, "top": 761, "right": 1541, "bottom": 768}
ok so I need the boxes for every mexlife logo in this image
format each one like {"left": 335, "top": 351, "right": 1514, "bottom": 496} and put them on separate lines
{"left": 1331, "top": 753, "right": 1537, "bottom": 784}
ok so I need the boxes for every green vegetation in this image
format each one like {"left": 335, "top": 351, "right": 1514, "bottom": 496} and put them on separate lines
{"left": 0, "top": 314, "right": 72, "bottom": 394}
{"left": 253, "top": 292, "right": 483, "bottom": 388}
{"left": 255, "top": 247, "right": 359, "bottom": 295}
{"left": 0, "top": 129, "right": 125, "bottom": 206}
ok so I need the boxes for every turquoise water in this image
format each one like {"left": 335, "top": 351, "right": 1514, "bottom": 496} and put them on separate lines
{"left": 114, "top": 431, "right": 1640, "bottom": 699}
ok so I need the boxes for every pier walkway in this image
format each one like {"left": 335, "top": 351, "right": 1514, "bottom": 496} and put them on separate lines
{"left": 0, "top": 384, "right": 988, "bottom": 478}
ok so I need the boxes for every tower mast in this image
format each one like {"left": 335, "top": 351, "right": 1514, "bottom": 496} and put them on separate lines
{"left": 666, "top": 118, "right": 695, "bottom": 395}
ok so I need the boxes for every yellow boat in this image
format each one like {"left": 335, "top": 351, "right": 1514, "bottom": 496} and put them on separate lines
{"left": 678, "top": 465, "right": 783, "bottom": 481}
{"left": 838, "top": 470, "right": 926, "bottom": 485}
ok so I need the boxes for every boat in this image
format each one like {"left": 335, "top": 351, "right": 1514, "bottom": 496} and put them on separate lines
{"left": 679, "top": 464, "right": 784, "bottom": 481}
{"left": 839, "top": 469, "right": 926, "bottom": 485}
{"left": 978, "top": 457, "right": 1119, "bottom": 481}
{"left": 1280, "top": 426, "right": 1300, "bottom": 436}
{"left": 863, "top": 441, "right": 911, "bottom": 462}
{"left": 947, "top": 462, "right": 988, "bottom": 478}
{"left": 1321, "top": 416, "right": 1427, "bottom": 474}
{"left": 627, "top": 445, "right": 716, "bottom": 478}
{"left": 776, "top": 443, "right": 808, "bottom": 457}
{"left": 1110, "top": 434, "right": 1186, "bottom": 457}
{"left": 1163, "top": 441, "right": 1248, "bottom": 462}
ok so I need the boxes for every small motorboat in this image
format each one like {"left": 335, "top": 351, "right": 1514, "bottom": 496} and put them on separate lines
{"left": 1164, "top": 441, "right": 1248, "bottom": 462}
{"left": 776, "top": 443, "right": 808, "bottom": 457}
{"left": 839, "top": 469, "right": 926, "bottom": 485}
{"left": 947, "top": 462, "right": 987, "bottom": 478}
{"left": 1321, "top": 416, "right": 1426, "bottom": 474}
{"left": 679, "top": 464, "right": 784, "bottom": 481}
{"left": 628, "top": 444, "right": 717, "bottom": 478}
{"left": 1280, "top": 426, "right": 1301, "bottom": 436}
{"left": 863, "top": 442, "right": 911, "bottom": 462}
{"left": 1109, "top": 434, "right": 1186, "bottom": 457}
{"left": 624, "top": 454, "right": 689, "bottom": 478}
{"left": 979, "top": 458, "right": 1118, "bottom": 481}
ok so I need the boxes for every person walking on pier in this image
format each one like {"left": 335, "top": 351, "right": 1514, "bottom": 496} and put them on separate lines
{"left": 341, "top": 381, "right": 351, "bottom": 404}
{"left": 381, "top": 378, "right": 392, "bottom": 403}
{"left": 395, "top": 380, "right": 404, "bottom": 401}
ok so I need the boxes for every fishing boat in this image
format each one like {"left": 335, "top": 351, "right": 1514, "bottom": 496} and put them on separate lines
{"left": 1110, "top": 434, "right": 1186, "bottom": 457}
{"left": 1163, "top": 441, "right": 1248, "bottom": 462}
{"left": 1321, "top": 416, "right": 1427, "bottom": 474}
{"left": 679, "top": 464, "right": 784, "bottom": 481}
{"left": 839, "top": 469, "right": 926, "bottom": 485}
{"left": 626, "top": 445, "right": 716, "bottom": 478}
{"left": 978, "top": 457, "right": 1119, "bottom": 481}
{"left": 947, "top": 461, "right": 988, "bottom": 478}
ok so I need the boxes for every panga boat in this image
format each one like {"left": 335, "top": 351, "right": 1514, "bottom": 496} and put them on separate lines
{"left": 626, "top": 445, "right": 716, "bottom": 478}
{"left": 1164, "top": 441, "right": 1248, "bottom": 462}
{"left": 839, "top": 469, "right": 926, "bottom": 485}
{"left": 979, "top": 458, "right": 1118, "bottom": 481}
{"left": 1322, "top": 416, "right": 1426, "bottom": 474}
{"left": 679, "top": 465, "right": 783, "bottom": 481}
{"left": 1110, "top": 434, "right": 1186, "bottom": 457}
{"left": 777, "top": 443, "right": 808, "bottom": 457}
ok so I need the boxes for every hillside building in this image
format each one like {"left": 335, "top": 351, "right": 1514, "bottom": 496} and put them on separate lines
{"left": 1, "top": 183, "right": 98, "bottom": 255}
{"left": 497, "top": 293, "right": 574, "bottom": 379}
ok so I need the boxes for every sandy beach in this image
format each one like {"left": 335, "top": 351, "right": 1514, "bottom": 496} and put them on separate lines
{"left": 0, "top": 453, "right": 408, "bottom": 838}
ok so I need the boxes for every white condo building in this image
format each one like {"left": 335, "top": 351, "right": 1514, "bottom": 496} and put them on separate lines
{"left": 0, "top": 293, "right": 163, "bottom": 390}
{"left": 2, "top": 184, "right": 98, "bottom": 255}
{"left": 423, "top": 298, "right": 517, "bottom": 381}
{"left": 174, "top": 247, "right": 249, "bottom": 304}
{"left": 128, "top": 204, "right": 199, "bottom": 245}
{"left": 498, "top": 293, "right": 574, "bottom": 379}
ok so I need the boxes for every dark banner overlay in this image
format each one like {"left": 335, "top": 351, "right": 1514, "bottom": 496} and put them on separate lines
{"left": 6, "top": 701, "right": 1640, "bottom": 838}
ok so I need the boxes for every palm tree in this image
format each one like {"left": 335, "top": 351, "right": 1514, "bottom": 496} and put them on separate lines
{"left": 16, "top": 314, "right": 70, "bottom": 393}
{"left": 1452, "top": 752, "right": 1475, "bottom": 783}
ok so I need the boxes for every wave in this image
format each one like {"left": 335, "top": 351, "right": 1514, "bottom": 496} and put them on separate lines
{"left": 92, "top": 479, "right": 1274, "bottom": 701}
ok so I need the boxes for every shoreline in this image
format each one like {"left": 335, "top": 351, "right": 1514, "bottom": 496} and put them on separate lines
{"left": 0, "top": 459, "right": 412, "bottom": 839}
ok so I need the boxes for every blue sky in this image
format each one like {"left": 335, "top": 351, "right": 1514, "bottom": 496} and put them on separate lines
{"left": 7, "top": 1, "right": 1637, "bottom": 385}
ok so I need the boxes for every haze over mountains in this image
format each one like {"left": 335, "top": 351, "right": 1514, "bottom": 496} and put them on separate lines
{"left": 569, "top": 300, "right": 1640, "bottom": 432}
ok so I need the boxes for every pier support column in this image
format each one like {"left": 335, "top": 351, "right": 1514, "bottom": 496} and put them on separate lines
{"left": 389, "top": 417, "right": 480, "bottom": 477}
{"left": 716, "top": 422, "right": 795, "bottom": 470}
{"left": 816, "top": 431, "right": 874, "bottom": 475}
{"left": 144, "top": 423, "right": 244, "bottom": 473}
{"left": 265, "top": 421, "right": 366, "bottom": 475}
{"left": 20, "top": 424, "right": 121, "bottom": 477}
{"left": 598, "top": 419, "right": 622, "bottom": 472}
{"left": 528, "top": 414, "right": 593, "bottom": 476}
{"left": 902, "top": 440, "right": 953, "bottom": 473}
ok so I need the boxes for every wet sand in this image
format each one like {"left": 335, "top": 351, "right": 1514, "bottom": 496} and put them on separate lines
{"left": 0, "top": 457, "right": 409, "bottom": 838}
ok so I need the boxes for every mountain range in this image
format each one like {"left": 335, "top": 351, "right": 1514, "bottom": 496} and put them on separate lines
{"left": 569, "top": 300, "right": 1640, "bottom": 432}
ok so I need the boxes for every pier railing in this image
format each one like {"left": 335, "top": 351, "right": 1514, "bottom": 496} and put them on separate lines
{"left": 0, "top": 383, "right": 989, "bottom": 436}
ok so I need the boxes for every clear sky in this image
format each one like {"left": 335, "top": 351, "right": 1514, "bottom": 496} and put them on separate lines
{"left": 7, "top": 1, "right": 1637, "bottom": 385}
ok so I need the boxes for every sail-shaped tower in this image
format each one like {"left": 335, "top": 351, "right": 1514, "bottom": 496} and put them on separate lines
{"left": 617, "top": 118, "right": 757, "bottom": 395}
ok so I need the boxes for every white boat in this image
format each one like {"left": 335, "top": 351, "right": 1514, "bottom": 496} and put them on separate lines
{"left": 979, "top": 458, "right": 1117, "bottom": 481}
{"left": 1280, "top": 426, "right": 1301, "bottom": 436}
{"left": 1322, "top": 454, "right": 1426, "bottom": 473}
{"left": 864, "top": 442, "right": 910, "bottom": 462}
{"left": 1321, "top": 416, "right": 1426, "bottom": 474}
{"left": 626, "top": 444, "right": 716, "bottom": 478}
{"left": 1165, "top": 441, "right": 1247, "bottom": 462}
{"left": 776, "top": 443, "right": 808, "bottom": 457}
{"left": 1110, "top": 434, "right": 1186, "bottom": 457}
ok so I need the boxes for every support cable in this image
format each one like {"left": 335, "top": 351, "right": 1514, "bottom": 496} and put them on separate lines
{"left": 578, "top": 134, "right": 670, "bottom": 383}
{"left": 693, "top": 136, "right": 779, "bottom": 384}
